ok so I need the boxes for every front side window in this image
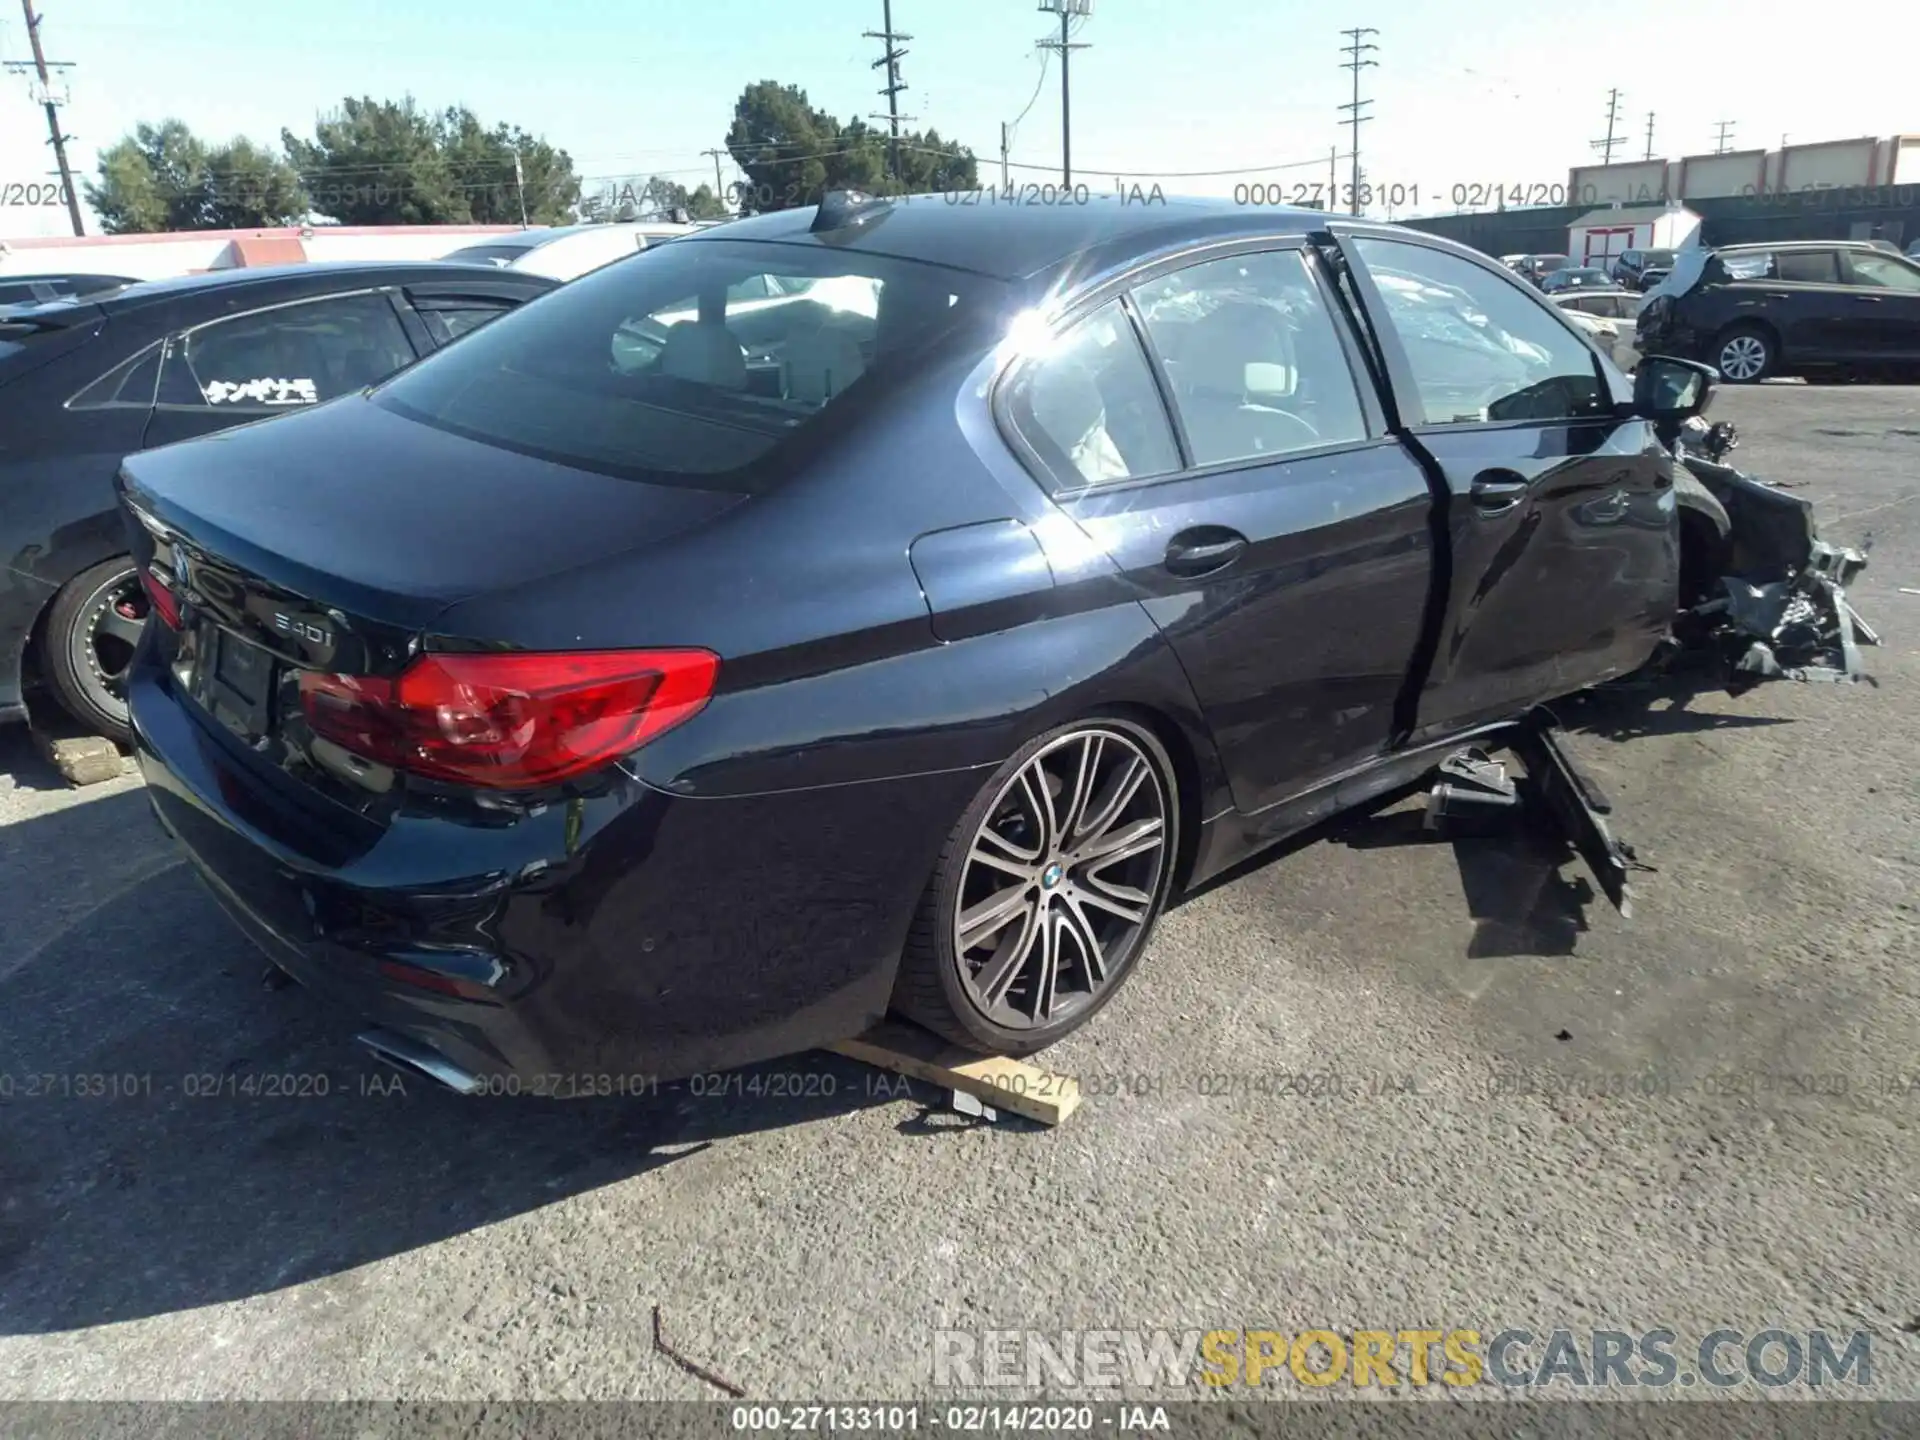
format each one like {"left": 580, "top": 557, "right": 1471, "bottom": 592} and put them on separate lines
{"left": 1006, "top": 300, "right": 1179, "bottom": 486}
{"left": 162, "top": 291, "right": 417, "bottom": 410}
{"left": 1350, "top": 237, "right": 1607, "bottom": 426}
{"left": 375, "top": 237, "right": 1004, "bottom": 487}
{"left": 1130, "top": 249, "right": 1368, "bottom": 466}
{"left": 1845, "top": 252, "right": 1920, "bottom": 291}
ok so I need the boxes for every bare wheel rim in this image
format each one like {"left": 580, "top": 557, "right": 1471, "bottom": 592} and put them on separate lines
{"left": 954, "top": 727, "right": 1168, "bottom": 1032}
{"left": 71, "top": 567, "right": 146, "bottom": 717}
{"left": 1719, "top": 334, "right": 1767, "bottom": 380}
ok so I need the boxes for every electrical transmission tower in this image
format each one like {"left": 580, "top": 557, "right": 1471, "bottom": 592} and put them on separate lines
{"left": 5, "top": 0, "right": 84, "bottom": 234}
{"left": 1337, "top": 27, "right": 1378, "bottom": 217}
{"left": 1643, "top": 111, "right": 1655, "bottom": 161}
{"left": 1590, "top": 88, "right": 1624, "bottom": 164}
{"left": 1712, "top": 120, "right": 1736, "bottom": 154}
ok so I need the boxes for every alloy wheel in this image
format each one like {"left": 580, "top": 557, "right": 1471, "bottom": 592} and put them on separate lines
{"left": 953, "top": 728, "right": 1169, "bottom": 1031}
{"left": 72, "top": 569, "right": 147, "bottom": 716}
{"left": 1717, "top": 334, "right": 1769, "bottom": 382}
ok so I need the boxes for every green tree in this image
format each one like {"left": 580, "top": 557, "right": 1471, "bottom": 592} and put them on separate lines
{"left": 85, "top": 120, "right": 308, "bottom": 233}
{"left": 438, "top": 107, "right": 578, "bottom": 225}
{"left": 725, "top": 82, "right": 976, "bottom": 211}
{"left": 282, "top": 96, "right": 464, "bottom": 224}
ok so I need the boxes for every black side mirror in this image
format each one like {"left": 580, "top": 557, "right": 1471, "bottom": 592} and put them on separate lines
{"left": 1632, "top": 354, "right": 1717, "bottom": 423}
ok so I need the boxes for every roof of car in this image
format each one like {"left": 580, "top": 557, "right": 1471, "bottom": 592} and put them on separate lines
{"left": 1714, "top": 239, "right": 1880, "bottom": 253}
{"left": 678, "top": 193, "right": 1349, "bottom": 282}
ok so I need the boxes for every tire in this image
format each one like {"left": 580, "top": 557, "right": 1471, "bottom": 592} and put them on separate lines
{"left": 891, "top": 717, "right": 1180, "bottom": 1055}
{"left": 41, "top": 556, "right": 146, "bottom": 744}
{"left": 1712, "top": 324, "right": 1776, "bottom": 384}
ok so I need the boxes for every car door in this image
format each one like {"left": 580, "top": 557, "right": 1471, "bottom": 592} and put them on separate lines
{"left": 141, "top": 288, "right": 422, "bottom": 450}
{"left": 1330, "top": 228, "right": 1675, "bottom": 740}
{"left": 1001, "top": 239, "right": 1438, "bottom": 816}
{"left": 1762, "top": 248, "right": 1857, "bottom": 361}
{"left": 1839, "top": 248, "right": 1920, "bottom": 361}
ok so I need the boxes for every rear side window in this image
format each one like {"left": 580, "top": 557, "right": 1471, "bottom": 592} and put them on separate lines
{"left": 161, "top": 291, "right": 418, "bottom": 410}
{"left": 1775, "top": 251, "right": 1840, "bottom": 283}
{"left": 1005, "top": 300, "right": 1179, "bottom": 487}
{"left": 421, "top": 305, "right": 516, "bottom": 343}
{"left": 68, "top": 340, "right": 164, "bottom": 410}
{"left": 374, "top": 238, "right": 1007, "bottom": 488}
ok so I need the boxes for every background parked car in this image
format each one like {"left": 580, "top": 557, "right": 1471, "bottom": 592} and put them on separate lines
{"left": 0, "top": 261, "right": 558, "bottom": 741}
{"left": 0, "top": 273, "right": 141, "bottom": 306}
{"left": 439, "top": 221, "right": 699, "bottom": 282}
{"left": 1540, "top": 266, "right": 1614, "bottom": 295}
{"left": 1635, "top": 240, "right": 1920, "bottom": 383}
{"left": 1551, "top": 288, "right": 1642, "bottom": 370}
{"left": 1609, "top": 248, "right": 1677, "bottom": 292}
{"left": 1907, "top": 239, "right": 1920, "bottom": 261}
{"left": 1513, "top": 254, "right": 1571, "bottom": 287}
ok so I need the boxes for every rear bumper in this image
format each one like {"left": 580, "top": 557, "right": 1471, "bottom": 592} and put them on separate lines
{"left": 129, "top": 644, "right": 984, "bottom": 1085}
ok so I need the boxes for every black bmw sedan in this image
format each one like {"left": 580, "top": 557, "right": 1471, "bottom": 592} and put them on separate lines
{"left": 0, "top": 262, "right": 556, "bottom": 742}
{"left": 119, "top": 192, "right": 1693, "bottom": 1085}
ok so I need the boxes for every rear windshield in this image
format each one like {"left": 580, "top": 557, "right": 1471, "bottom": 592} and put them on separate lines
{"left": 1642, "top": 250, "right": 1675, "bottom": 266}
{"left": 1536, "top": 256, "right": 1571, "bottom": 271}
{"left": 374, "top": 237, "right": 1008, "bottom": 488}
{"left": 439, "top": 243, "right": 536, "bottom": 266}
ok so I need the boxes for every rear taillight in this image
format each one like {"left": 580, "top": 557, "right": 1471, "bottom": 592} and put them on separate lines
{"left": 297, "top": 649, "right": 719, "bottom": 790}
{"left": 139, "top": 565, "right": 182, "bottom": 630}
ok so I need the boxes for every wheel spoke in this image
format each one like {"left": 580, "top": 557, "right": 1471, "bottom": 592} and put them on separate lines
{"left": 1057, "top": 895, "right": 1108, "bottom": 986}
{"left": 971, "top": 827, "right": 1039, "bottom": 879}
{"left": 1074, "top": 814, "right": 1164, "bottom": 868}
{"left": 1029, "top": 910, "right": 1060, "bottom": 1023}
{"left": 1017, "top": 766, "right": 1058, "bottom": 854}
{"left": 1075, "top": 872, "right": 1152, "bottom": 926}
{"left": 1060, "top": 734, "right": 1104, "bottom": 844}
{"left": 94, "top": 609, "right": 146, "bottom": 648}
{"left": 958, "top": 883, "right": 1034, "bottom": 952}
{"left": 973, "top": 903, "right": 1042, "bottom": 1007}
{"left": 1071, "top": 755, "right": 1149, "bottom": 851}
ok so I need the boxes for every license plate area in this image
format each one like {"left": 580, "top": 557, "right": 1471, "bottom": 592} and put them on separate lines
{"left": 200, "top": 624, "right": 277, "bottom": 740}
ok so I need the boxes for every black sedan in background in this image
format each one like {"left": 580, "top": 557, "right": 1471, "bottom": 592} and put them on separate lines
{"left": 1539, "top": 266, "right": 1614, "bottom": 295}
{"left": 120, "top": 192, "right": 1703, "bottom": 1085}
{"left": 0, "top": 262, "right": 557, "bottom": 740}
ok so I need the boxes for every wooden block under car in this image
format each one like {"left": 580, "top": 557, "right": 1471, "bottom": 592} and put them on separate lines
{"left": 33, "top": 731, "right": 126, "bottom": 787}
{"left": 829, "top": 1020, "right": 1082, "bottom": 1126}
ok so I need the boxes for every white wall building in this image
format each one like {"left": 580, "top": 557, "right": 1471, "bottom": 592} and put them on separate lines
{"left": 1566, "top": 204, "right": 1703, "bottom": 271}
{"left": 0, "top": 224, "right": 530, "bottom": 283}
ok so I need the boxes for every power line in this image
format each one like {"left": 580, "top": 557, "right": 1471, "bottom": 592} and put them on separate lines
{"left": 1590, "top": 87, "right": 1623, "bottom": 164}
{"left": 1036, "top": 0, "right": 1092, "bottom": 188}
{"left": 861, "top": 0, "right": 913, "bottom": 185}
{"left": 5, "top": 0, "right": 84, "bottom": 234}
{"left": 1337, "top": 26, "right": 1378, "bottom": 217}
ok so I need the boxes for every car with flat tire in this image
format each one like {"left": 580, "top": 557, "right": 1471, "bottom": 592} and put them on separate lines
{"left": 119, "top": 192, "right": 1705, "bottom": 1084}
{"left": 0, "top": 262, "right": 558, "bottom": 741}
{"left": 1635, "top": 240, "right": 1920, "bottom": 382}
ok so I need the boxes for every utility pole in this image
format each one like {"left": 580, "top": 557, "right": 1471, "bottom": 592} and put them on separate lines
{"left": 7, "top": 0, "right": 84, "bottom": 235}
{"left": 1328, "top": 145, "right": 1337, "bottom": 211}
{"left": 702, "top": 147, "right": 729, "bottom": 209}
{"left": 1590, "top": 88, "right": 1623, "bottom": 165}
{"left": 1337, "top": 27, "right": 1378, "bottom": 217}
{"left": 1712, "top": 119, "right": 1736, "bottom": 154}
{"left": 1643, "top": 111, "right": 1655, "bottom": 162}
{"left": 1037, "top": 0, "right": 1091, "bottom": 188}
{"left": 863, "top": 0, "right": 914, "bottom": 188}
{"left": 1001, "top": 122, "right": 1011, "bottom": 191}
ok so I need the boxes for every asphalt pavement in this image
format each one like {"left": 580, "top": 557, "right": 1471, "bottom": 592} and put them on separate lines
{"left": 0, "top": 384, "right": 1915, "bottom": 1404}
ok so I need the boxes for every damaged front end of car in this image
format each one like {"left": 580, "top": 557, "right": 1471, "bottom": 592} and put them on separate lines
{"left": 1667, "top": 413, "right": 1879, "bottom": 688}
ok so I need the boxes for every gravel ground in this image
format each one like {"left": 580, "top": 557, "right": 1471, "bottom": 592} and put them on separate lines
{"left": 0, "top": 384, "right": 1915, "bottom": 1406}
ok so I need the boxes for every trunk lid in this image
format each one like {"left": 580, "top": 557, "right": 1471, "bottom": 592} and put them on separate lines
{"left": 117, "top": 393, "right": 749, "bottom": 643}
